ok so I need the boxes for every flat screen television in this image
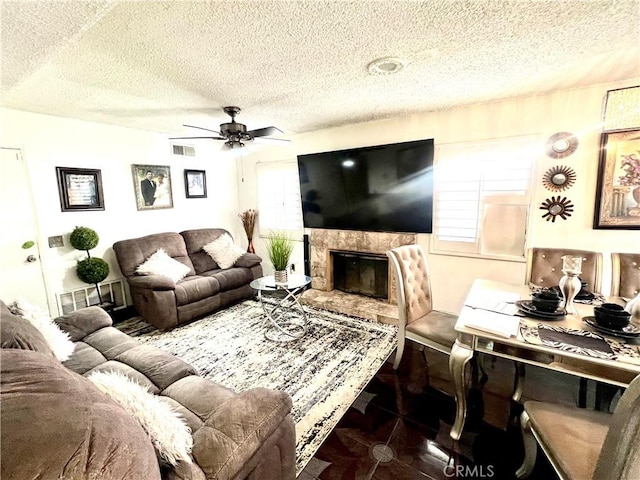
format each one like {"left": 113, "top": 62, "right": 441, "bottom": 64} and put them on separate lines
{"left": 297, "top": 138, "right": 434, "bottom": 233}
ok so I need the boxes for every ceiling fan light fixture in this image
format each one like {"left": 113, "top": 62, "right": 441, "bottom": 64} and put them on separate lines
{"left": 367, "top": 57, "right": 407, "bottom": 75}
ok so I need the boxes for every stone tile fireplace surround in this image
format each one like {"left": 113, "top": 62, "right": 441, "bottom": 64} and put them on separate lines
{"left": 300, "top": 229, "right": 417, "bottom": 322}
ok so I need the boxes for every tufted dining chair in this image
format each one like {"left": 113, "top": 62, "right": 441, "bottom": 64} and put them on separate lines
{"left": 611, "top": 252, "right": 640, "bottom": 299}
{"left": 386, "top": 244, "right": 458, "bottom": 369}
{"left": 526, "top": 247, "right": 603, "bottom": 293}
{"left": 516, "top": 373, "right": 640, "bottom": 479}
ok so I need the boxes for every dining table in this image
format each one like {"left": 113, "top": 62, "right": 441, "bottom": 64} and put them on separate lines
{"left": 449, "top": 278, "right": 640, "bottom": 441}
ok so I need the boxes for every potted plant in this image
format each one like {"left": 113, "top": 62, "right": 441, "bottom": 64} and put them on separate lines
{"left": 266, "top": 231, "right": 293, "bottom": 285}
{"left": 70, "top": 226, "right": 110, "bottom": 306}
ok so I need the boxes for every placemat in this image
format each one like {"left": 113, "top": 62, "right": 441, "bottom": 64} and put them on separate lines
{"left": 521, "top": 323, "right": 640, "bottom": 360}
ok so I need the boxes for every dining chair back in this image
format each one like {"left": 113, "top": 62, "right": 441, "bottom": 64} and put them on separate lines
{"left": 517, "top": 373, "right": 640, "bottom": 479}
{"left": 386, "top": 244, "right": 457, "bottom": 369}
{"left": 611, "top": 252, "right": 640, "bottom": 298}
{"left": 525, "top": 247, "right": 603, "bottom": 293}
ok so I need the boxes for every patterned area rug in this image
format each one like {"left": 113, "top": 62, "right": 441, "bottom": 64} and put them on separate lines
{"left": 116, "top": 299, "right": 397, "bottom": 474}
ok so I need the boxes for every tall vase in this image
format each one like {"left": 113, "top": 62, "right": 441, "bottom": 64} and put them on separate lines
{"left": 247, "top": 238, "right": 255, "bottom": 254}
{"left": 559, "top": 255, "right": 583, "bottom": 315}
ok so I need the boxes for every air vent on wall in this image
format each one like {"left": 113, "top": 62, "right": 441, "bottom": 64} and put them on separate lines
{"left": 56, "top": 279, "right": 127, "bottom": 315}
{"left": 171, "top": 143, "right": 196, "bottom": 156}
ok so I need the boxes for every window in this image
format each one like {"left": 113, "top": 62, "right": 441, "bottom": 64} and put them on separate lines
{"left": 432, "top": 136, "right": 537, "bottom": 259}
{"left": 256, "top": 161, "right": 303, "bottom": 234}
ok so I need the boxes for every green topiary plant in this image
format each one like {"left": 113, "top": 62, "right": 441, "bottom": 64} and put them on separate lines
{"left": 70, "top": 226, "right": 99, "bottom": 251}
{"left": 76, "top": 257, "right": 110, "bottom": 284}
{"left": 70, "top": 226, "right": 109, "bottom": 304}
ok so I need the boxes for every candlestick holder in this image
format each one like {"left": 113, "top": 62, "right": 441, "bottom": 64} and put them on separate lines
{"left": 559, "top": 255, "right": 582, "bottom": 315}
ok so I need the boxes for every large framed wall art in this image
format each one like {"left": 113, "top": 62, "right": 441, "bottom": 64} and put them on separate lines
{"left": 131, "top": 164, "right": 173, "bottom": 210}
{"left": 56, "top": 167, "right": 105, "bottom": 212}
{"left": 593, "top": 129, "right": 640, "bottom": 229}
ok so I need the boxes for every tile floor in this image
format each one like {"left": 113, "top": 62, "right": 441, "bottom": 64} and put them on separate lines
{"left": 298, "top": 341, "right": 599, "bottom": 480}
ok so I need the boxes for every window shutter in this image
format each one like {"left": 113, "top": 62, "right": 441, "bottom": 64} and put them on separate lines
{"left": 433, "top": 136, "right": 536, "bottom": 258}
{"left": 256, "top": 161, "right": 303, "bottom": 234}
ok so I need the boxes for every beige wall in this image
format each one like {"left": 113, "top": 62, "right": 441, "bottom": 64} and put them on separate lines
{"left": 238, "top": 80, "right": 640, "bottom": 314}
{"left": 1, "top": 109, "right": 241, "bottom": 314}
{"left": 2, "top": 80, "right": 638, "bottom": 316}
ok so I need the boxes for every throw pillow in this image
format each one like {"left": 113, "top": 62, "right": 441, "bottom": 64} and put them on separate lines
{"left": 88, "top": 370, "right": 193, "bottom": 466}
{"left": 202, "top": 234, "right": 245, "bottom": 269}
{"left": 136, "top": 248, "right": 191, "bottom": 283}
{"left": 8, "top": 298, "right": 75, "bottom": 361}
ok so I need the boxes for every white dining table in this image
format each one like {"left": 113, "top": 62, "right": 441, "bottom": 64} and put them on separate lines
{"left": 449, "top": 279, "right": 640, "bottom": 440}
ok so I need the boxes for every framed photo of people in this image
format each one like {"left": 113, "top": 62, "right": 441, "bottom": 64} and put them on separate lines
{"left": 184, "top": 169, "right": 207, "bottom": 198}
{"left": 131, "top": 164, "right": 173, "bottom": 210}
{"left": 56, "top": 167, "right": 105, "bottom": 212}
{"left": 593, "top": 129, "right": 640, "bottom": 229}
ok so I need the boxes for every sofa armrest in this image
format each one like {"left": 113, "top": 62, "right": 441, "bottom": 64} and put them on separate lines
{"left": 191, "top": 387, "right": 293, "bottom": 480}
{"left": 128, "top": 274, "right": 176, "bottom": 290}
{"left": 234, "top": 253, "right": 262, "bottom": 269}
{"left": 54, "top": 306, "right": 113, "bottom": 341}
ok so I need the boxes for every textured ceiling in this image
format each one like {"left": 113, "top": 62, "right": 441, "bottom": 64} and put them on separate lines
{"left": 2, "top": 0, "right": 639, "bottom": 138}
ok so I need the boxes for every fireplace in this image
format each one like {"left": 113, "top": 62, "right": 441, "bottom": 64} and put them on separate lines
{"left": 300, "top": 229, "right": 417, "bottom": 321}
{"left": 331, "top": 251, "right": 388, "bottom": 299}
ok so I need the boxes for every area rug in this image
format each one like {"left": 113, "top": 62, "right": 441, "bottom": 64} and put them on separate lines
{"left": 116, "top": 299, "right": 397, "bottom": 474}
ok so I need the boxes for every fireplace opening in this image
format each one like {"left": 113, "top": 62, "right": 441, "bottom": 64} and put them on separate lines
{"left": 331, "top": 251, "right": 388, "bottom": 299}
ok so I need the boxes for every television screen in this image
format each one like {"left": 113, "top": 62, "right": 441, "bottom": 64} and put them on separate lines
{"left": 297, "top": 139, "right": 434, "bottom": 233}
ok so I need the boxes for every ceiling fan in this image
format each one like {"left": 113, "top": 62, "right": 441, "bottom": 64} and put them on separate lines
{"left": 169, "top": 106, "right": 287, "bottom": 148}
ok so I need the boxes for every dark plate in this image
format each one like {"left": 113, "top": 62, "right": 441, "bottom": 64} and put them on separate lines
{"left": 583, "top": 317, "right": 640, "bottom": 338}
{"left": 515, "top": 300, "right": 566, "bottom": 319}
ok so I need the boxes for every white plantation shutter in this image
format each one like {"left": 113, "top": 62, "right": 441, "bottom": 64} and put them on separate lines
{"left": 433, "top": 136, "right": 536, "bottom": 258}
{"left": 256, "top": 161, "right": 303, "bottom": 233}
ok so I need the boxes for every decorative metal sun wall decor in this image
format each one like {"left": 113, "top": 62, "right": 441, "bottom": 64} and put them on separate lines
{"left": 542, "top": 165, "right": 577, "bottom": 192}
{"left": 545, "top": 132, "right": 579, "bottom": 159}
{"left": 540, "top": 196, "right": 574, "bottom": 222}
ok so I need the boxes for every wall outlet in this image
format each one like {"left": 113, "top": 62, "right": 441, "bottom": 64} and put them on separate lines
{"left": 291, "top": 263, "right": 296, "bottom": 272}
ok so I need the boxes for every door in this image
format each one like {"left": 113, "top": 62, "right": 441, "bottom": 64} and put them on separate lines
{"left": 0, "top": 147, "right": 50, "bottom": 311}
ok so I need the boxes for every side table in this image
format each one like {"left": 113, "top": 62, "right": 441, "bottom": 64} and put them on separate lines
{"left": 250, "top": 274, "right": 311, "bottom": 342}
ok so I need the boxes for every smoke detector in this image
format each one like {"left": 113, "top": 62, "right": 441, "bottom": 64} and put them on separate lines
{"left": 367, "top": 57, "right": 407, "bottom": 75}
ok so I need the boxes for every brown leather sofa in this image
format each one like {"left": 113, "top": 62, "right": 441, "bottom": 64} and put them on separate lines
{"left": 114, "top": 228, "right": 262, "bottom": 330}
{"left": 1, "top": 301, "right": 296, "bottom": 480}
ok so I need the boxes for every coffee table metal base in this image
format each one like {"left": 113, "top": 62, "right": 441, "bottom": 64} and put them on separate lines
{"left": 251, "top": 274, "right": 311, "bottom": 342}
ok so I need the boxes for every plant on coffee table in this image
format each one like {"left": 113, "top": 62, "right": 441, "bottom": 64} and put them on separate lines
{"left": 266, "top": 231, "right": 293, "bottom": 284}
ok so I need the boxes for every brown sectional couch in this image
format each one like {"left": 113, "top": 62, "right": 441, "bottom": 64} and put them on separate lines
{"left": 0, "top": 301, "right": 296, "bottom": 480}
{"left": 114, "top": 228, "right": 262, "bottom": 330}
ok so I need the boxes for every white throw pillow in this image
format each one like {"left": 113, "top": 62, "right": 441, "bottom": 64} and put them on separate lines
{"left": 9, "top": 298, "right": 75, "bottom": 361}
{"left": 202, "top": 234, "right": 245, "bottom": 269}
{"left": 136, "top": 248, "right": 191, "bottom": 283}
{"left": 88, "top": 370, "right": 193, "bottom": 466}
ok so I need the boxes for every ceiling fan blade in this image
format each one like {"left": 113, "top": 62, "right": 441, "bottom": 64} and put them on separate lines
{"left": 254, "top": 137, "right": 291, "bottom": 143}
{"left": 247, "top": 126, "right": 283, "bottom": 138}
{"left": 183, "top": 124, "right": 223, "bottom": 135}
{"left": 169, "top": 136, "right": 226, "bottom": 140}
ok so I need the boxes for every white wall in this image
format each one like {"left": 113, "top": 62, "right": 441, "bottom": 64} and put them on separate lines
{"left": 238, "top": 80, "right": 640, "bottom": 314}
{"left": 1, "top": 109, "right": 241, "bottom": 313}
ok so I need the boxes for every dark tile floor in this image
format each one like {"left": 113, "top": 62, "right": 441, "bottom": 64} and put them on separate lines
{"left": 298, "top": 342, "right": 583, "bottom": 480}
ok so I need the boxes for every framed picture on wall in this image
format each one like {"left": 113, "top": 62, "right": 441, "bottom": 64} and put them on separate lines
{"left": 131, "top": 164, "right": 173, "bottom": 210}
{"left": 56, "top": 167, "right": 105, "bottom": 212}
{"left": 593, "top": 129, "right": 640, "bottom": 229}
{"left": 184, "top": 169, "right": 207, "bottom": 198}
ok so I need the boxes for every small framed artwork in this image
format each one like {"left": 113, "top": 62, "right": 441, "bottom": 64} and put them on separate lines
{"left": 56, "top": 167, "right": 105, "bottom": 212}
{"left": 131, "top": 164, "right": 173, "bottom": 210}
{"left": 184, "top": 169, "right": 207, "bottom": 198}
{"left": 593, "top": 129, "right": 640, "bottom": 229}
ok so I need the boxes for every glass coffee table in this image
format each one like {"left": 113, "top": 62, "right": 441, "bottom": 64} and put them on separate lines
{"left": 250, "top": 274, "right": 312, "bottom": 342}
